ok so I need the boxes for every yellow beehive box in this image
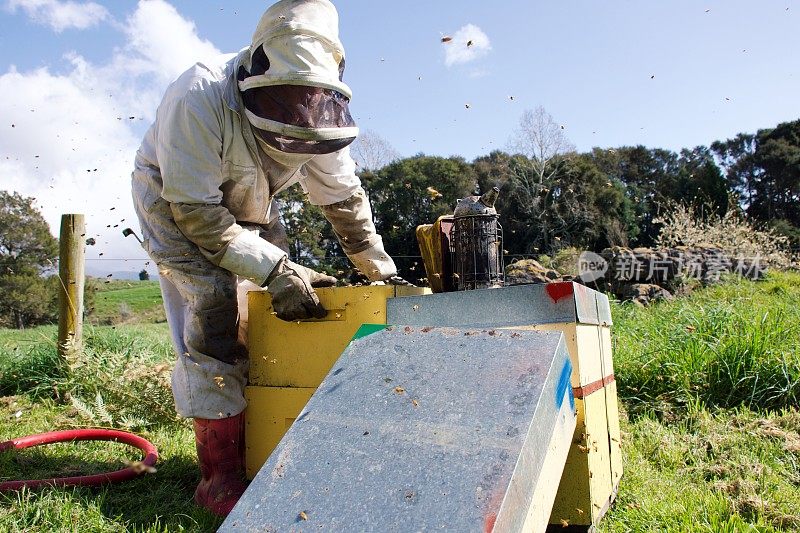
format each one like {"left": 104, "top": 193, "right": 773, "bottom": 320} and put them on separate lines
{"left": 248, "top": 285, "right": 429, "bottom": 388}
{"left": 516, "top": 322, "right": 620, "bottom": 528}
{"left": 244, "top": 385, "right": 315, "bottom": 479}
{"left": 548, "top": 386, "right": 615, "bottom": 526}
{"left": 245, "top": 285, "right": 430, "bottom": 478}
{"left": 602, "top": 326, "right": 624, "bottom": 483}
{"left": 532, "top": 323, "right": 605, "bottom": 390}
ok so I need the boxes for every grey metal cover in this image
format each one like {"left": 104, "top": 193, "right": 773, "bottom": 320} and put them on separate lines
{"left": 221, "top": 326, "right": 575, "bottom": 532}
{"left": 595, "top": 291, "right": 613, "bottom": 326}
{"left": 386, "top": 282, "right": 610, "bottom": 328}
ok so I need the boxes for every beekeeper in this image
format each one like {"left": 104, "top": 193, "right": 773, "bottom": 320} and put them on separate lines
{"left": 131, "top": 0, "right": 400, "bottom": 516}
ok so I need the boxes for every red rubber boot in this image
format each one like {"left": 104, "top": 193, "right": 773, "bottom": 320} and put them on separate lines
{"left": 193, "top": 413, "right": 248, "bottom": 516}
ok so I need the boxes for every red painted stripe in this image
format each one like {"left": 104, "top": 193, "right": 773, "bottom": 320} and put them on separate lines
{"left": 572, "top": 374, "right": 615, "bottom": 399}
{"left": 484, "top": 512, "right": 497, "bottom": 533}
{"left": 545, "top": 281, "right": 574, "bottom": 303}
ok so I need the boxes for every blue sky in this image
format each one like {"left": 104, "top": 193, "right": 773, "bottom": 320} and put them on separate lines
{"left": 0, "top": 1, "right": 797, "bottom": 275}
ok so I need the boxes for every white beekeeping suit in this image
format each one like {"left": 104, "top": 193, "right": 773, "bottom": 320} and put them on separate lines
{"left": 131, "top": 0, "right": 398, "bottom": 517}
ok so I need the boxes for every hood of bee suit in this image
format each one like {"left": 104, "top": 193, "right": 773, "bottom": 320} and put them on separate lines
{"left": 237, "top": 0, "right": 358, "bottom": 155}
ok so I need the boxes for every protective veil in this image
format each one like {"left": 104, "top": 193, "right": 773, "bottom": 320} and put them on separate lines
{"left": 238, "top": 0, "right": 358, "bottom": 155}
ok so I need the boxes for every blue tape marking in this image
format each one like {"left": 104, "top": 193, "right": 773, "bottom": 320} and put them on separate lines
{"left": 556, "top": 358, "right": 575, "bottom": 411}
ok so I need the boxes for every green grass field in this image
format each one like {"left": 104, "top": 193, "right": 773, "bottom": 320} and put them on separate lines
{"left": 87, "top": 279, "right": 164, "bottom": 325}
{"left": 1, "top": 273, "right": 799, "bottom": 532}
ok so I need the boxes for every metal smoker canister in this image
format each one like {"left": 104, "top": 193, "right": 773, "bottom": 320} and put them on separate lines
{"left": 450, "top": 187, "right": 504, "bottom": 290}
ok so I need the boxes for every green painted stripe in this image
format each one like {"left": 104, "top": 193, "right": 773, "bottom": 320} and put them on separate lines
{"left": 351, "top": 323, "right": 389, "bottom": 341}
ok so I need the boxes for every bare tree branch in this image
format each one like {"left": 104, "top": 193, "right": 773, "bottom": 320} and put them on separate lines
{"left": 509, "top": 106, "right": 575, "bottom": 184}
{"left": 350, "top": 129, "right": 401, "bottom": 173}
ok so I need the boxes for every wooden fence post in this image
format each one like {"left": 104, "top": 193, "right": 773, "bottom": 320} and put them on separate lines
{"left": 58, "top": 214, "right": 85, "bottom": 358}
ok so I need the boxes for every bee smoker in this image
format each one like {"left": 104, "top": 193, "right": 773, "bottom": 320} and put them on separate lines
{"left": 450, "top": 187, "right": 504, "bottom": 290}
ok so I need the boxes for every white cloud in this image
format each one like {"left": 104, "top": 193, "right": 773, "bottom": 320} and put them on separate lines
{"left": 0, "top": 0, "right": 222, "bottom": 276}
{"left": 444, "top": 24, "right": 492, "bottom": 67}
{"left": 5, "top": 0, "right": 110, "bottom": 32}
{"left": 121, "top": 0, "right": 221, "bottom": 85}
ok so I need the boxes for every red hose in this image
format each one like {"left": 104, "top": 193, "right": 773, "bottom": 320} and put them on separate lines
{"left": 0, "top": 428, "right": 159, "bottom": 491}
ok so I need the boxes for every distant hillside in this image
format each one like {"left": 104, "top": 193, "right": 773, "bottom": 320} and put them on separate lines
{"left": 87, "top": 279, "right": 164, "bottom": 325}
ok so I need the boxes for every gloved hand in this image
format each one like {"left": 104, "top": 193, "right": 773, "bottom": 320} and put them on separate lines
{"left": 265, "top": 259, "right": 337, "bottom": 321}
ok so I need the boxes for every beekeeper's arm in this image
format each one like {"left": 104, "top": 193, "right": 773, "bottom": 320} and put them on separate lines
{"left": 303, "top": 149, "right": 399, "bottom": 282}
{"left": 156, "top": 91, "right": 332, "bottom": 319}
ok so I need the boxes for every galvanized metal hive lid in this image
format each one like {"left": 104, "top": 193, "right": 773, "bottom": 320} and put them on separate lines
{"left": 221, "top": 326, "right": 574, "bottom": 532}
{"left": 388, "top": 282, "right": 613, "bottom": 328}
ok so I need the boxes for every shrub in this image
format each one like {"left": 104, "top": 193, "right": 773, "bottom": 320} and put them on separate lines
{"left": 769, "top": 218, "right": 800, "bottom": 248}
{"left": 551, "top": 246, "right": 581, "bottom": 276}
{"left": 64, "top": 326, "right": 177, "bottom": 429}
{"left": 0, "top": 325, "right": 178, "bottom": 429}
{"left": 654, "top": 203, "right": 794, "bottom": 269}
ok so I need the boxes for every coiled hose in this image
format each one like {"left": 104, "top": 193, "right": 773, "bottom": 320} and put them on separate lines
{"left": 0, "top": 428, "right": 158, "bottom": 491}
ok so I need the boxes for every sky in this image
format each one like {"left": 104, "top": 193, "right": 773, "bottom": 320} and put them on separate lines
{"left": 0, "top": 0, "right": 798, "bottom": 277}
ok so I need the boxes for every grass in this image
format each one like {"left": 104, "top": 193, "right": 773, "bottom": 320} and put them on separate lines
{"left": 0, "top": 272, "right": 799, "bottom": 531}
{"left": 603, "top": 407, "right": 800, "bottom": 532}
{"left": 613, "top": 272, "right": 800, "bottom": 416}
{"left": 602, "top": 270, "right": 800, "bottom": 532}
{"left": 1, "top": 396, "right": 222, "bottom": 532}
{"left": 0, "top": 322, "right": 223, "bottom": 531}
{"left": 0, "top": 325, "right": 66, "bottom": 398}
{"left": 87, "top": 279, "right": 164, "bottom": 325}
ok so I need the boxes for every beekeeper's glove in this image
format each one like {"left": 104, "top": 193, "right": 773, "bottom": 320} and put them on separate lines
{"left": 321, "top": 188, "right": 400, "bottom": 282}
{"left": 265, "top": 258, "right": 337, "bottom": 321}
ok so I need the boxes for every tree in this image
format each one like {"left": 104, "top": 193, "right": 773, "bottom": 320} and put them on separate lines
{"left": 370, "top": 155, "right": 476, "bottom": 280}
{"left": 474, "top": 147, "right": 637, "bottom": 256}
{"left": 277, "top": 184, "right": 342, "bottom": 274}
{"left": 588, "top": 146, "right": 681, "bottom": 245}
{"left": 561, "top": 154, "right": 638, "bottom": 250}
{"left": 713, "top": 119, "right": 800, "bottom": 232}
{"left": 0, "top": 191, "right": 59, "bottom": 328}
{"left": 671, "top": 146, "right": 730, "bottom": 216}
{"left": 474, "top": 150, "right": 550, "bottom": 254}
{"left": 500, "top": 107, "right": 580, "bottom": 254}
{"left": 0, "top": 273, "right": 59, "bottom": 329}
{"left": 350, "top": 129, "right": 400, "bottom": 174}
{"left": 751, "top": 120, "right": 800, "bottom": 224}
{"left": 712, "top": 133, "right": 759, "bottom": 207}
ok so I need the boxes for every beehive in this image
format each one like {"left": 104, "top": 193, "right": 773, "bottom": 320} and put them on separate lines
{"left": 386, "top": 282, "right": 622, "bottom": 530}
{"left": 245, "top": 281, "right": 622, "bottom": 530}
